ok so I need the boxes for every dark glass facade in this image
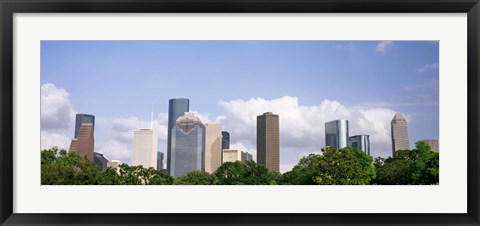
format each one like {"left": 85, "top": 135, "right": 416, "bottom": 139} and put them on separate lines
{"left": 93, "top": 152, "right": 109, "bottom": 170}
{"left": 221, "top": 131, "right": 230, "bottom": 150}
{"left": 170, "top": 112, "right": 205, "bottom": 177}
{"left": 75, "top": 114, "right": 95, "bottom": 138}
{"left": 157, "top": 152, "right": 164, "bottom": 171}
{"left": 167, "top": 98, "right": 189, "bottom": 176}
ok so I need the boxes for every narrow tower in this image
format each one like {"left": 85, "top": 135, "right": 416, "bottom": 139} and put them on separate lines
{"left": 256, "top": 112, "right": 280, "bottom": 172}
{"left": 167, "top": 98, "right": 189, "bottom": 176}
{"left": 391, "top": 112, "right": 409, "bottom": 156}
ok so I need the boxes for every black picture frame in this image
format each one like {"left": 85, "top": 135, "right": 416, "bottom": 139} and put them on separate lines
{"left": 1, "top": 0, "right": 479, "bottom": 225}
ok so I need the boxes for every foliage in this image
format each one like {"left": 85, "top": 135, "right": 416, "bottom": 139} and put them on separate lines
{"left": 41, "top": 147, "right": 104, "bottom": 185}
{"left": 115, "top": 164, "right": 173, "bottom": 185}
{"left": 372, "top": 141, "right": 439, "bottom": 185}
{"left": 279, "top": 154, "right": 323, "bottom": 185}
{"left": 281, "top": 147, "right": 375, "bottom": 185}
{"left": 41, "top": 141, "right": 439, "bottom": 185}
{"left": 312, "top": 146, "right": 376, "bottom": 185}
{"left": 213, "top": 160, "right": 276, "bottom": 185}
{"left": 173, "top": 171, "right": 214, "bottom": 185}
{"left": 372, "top": 156, "right": 412, "bottom": 185}
{"left": 41, "top": 148, "right": 173, "bottom": 185}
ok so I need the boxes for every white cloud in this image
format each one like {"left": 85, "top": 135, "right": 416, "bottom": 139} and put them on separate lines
{"left": 97, "top": 113, "right": 169, "bottom": 163}
{"left": 218, "top": 96, "right": 398, "bottom": 162}
{"left": 375, "top": 41, "right": 393, "bottom": 54}
{"left": 41, "top": 83, "right": 76, "bottom": 130}
{"left": 95, "top": 139, "right": 131, "bottom": 163}
{"left": 40, "top": 131, "right": 71, "bottom": 151}
{"left": 416, "top": 63, "right": 439, "bottom": 73}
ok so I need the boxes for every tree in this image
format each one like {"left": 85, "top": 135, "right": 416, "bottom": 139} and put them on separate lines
{"left": 281, "top": 147, "right": 375, "bottom": 185}
{"left": 115, "top": 164, "right": 173, "bottom": 185}
{"left": 41, "top": 148, "right": 173, "bottom": 185}
{"left": 409, "top": 141, "right": 439, "bottom": 185}
{"left": 213, "top": 161, "right": 248, "bottom": 185}
{"left": 372, "top": 141, "right": 439, "bottom": 185}
{"left": 41, "top": 148, "right": 104, "bottom": 185}
{"left": 372, "top": 156, "right": 412, "bottom": 185}
{"left": 242, "top": 160, "right": 276, "bottom": 185}
{"left": 313, "top": 146, "right": 376, "bottom": 185}
{"left": 173, "top": 171, "right": 214, "bottom": 185}
{"left": 213, "top": 161, "right": 276, "bottom": 185}
{"left": 280, "top": 154, "right": 323, "bottom": 185}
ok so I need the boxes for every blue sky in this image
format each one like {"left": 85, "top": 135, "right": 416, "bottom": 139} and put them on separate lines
{"left": 40, "top": 41, "right": 439, "bottom": 172}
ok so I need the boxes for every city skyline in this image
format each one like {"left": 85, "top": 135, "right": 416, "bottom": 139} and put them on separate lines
{"left": 40, "top": 41, "right": 439, "bottom": 173}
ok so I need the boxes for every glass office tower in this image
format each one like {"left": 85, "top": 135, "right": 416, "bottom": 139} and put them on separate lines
{"left": 167, "top": 98, "right": 189, "bottom": 176}
{"left": 170, "top": 112, "right": 205, "bottom": 177}
{"left": 325, "top": 119, "right": 349, "bottom": 150}
{"left": 349, "top": 135, "right": 370, "bottom": 156}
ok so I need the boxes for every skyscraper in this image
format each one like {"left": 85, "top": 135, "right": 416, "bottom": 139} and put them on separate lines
{"left": 391, "top": 112, "right": 409, "bottom": 156}
{"left": 132, "top": 128, "right": 158, "bottom": 170}
{"left": 167, "top": 98, "right": 189, "bottom": 175}
{"left": 170, "top": 112, "right": 205, "bottom": 177}
{"left": 74, "top": 114, "right": 95, "bottom": 138}
{"left": 204, "top": 122, "right": 222, "bottom": 173}
{"left": 157, "top": 152, "right": 165, "bottom": 171}
{"left": 349, "top": 135, "right": 370, "bottom": 155}
{"left": 69, "top": 123, "right": 94, "bottom": 161}
{"left": 221, "top": 131, "right": 230, "bottom": 150}
{"left": 325, "top": 119, "right": 349, "bottom": 150}
{"left": 257, "top": 112, "right": 279, "bottom": 172}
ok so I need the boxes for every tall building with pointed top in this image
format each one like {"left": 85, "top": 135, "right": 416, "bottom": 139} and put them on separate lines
{"left": 391, "top": 112, "right": 409, "bottom": 156}
{"left": 132, "top": 128, "right": 158, "bottom": 170}
{"left": 167, "top": 98, "right": 189, "bottom": 175}
{"left": 257, "top": 112, "right": 279, "bottom": 172}
{"left": 170, "top": 112, "right": 205, "bottom": 177}
{"left": 204, "top": 122, "right": 222, "bottom": 173}
{"left": 325, "top": 119, "right": 349, "bottom": 150}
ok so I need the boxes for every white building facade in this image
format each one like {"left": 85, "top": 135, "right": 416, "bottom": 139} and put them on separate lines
{"left": 204, "top": 122, "right": 223, "bottom": 173}
{"left": 132, "top": 129, "right": 158, "bottom": 170}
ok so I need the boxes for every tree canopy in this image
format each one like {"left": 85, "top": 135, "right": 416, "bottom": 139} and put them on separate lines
{"left": 41, "top": 142, "right": 438, "bottom": 185}
{"left": 372, "top": 141, "right": 439, "bottom": 185}
{"left": 41, "top": 147, "right": 173, "bottom": 185}
{"left": 213, "top": 160, "right": 276, "bottom": 185}
{"left": 281, "top": 146, "right": 376, "bottom": 185}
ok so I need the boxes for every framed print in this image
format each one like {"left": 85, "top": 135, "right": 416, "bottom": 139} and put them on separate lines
{"left": 1, "top": 0, "right": 479, "bottom": 225}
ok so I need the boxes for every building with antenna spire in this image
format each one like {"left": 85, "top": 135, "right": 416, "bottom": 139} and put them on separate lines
{"left": 132, "top": 110, "right": 158, "bottom": 170}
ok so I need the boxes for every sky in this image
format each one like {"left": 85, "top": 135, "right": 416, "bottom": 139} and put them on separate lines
{"left": 40, "top": 41, "right": 439, "bottom": 173}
